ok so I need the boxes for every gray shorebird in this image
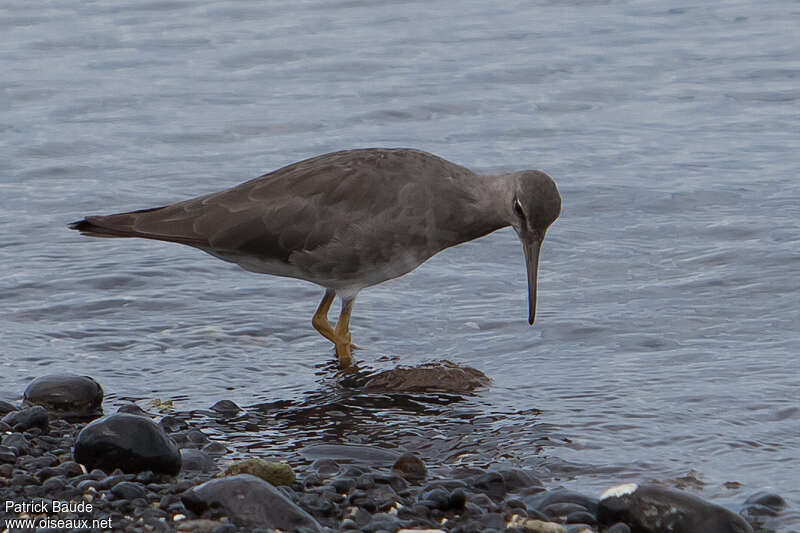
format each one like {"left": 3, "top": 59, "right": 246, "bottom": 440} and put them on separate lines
{"left": 69, "top": 148, "right": 561, "bottom": 367}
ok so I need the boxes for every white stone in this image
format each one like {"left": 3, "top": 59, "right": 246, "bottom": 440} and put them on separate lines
{"left": 600, "top": 482, "right": 639, "bottom": 499}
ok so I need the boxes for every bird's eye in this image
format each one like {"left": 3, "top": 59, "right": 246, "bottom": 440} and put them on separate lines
{"left": 513, "top": 197, "right": 525, "bottom": 219}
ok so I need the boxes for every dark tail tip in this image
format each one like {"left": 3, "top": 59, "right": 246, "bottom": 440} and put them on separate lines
{"left": 68, "top": 219, "right": 91, "bottom": 231}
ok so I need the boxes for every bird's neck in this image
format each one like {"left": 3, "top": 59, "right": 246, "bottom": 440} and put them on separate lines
{"left": 475, "top": 173, "right": 515, "bottom": 227}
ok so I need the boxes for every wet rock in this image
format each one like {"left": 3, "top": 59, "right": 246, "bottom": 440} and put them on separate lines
{"left": 173, "top": 519, "right": 225, "bottom": 533}
{"left": 0, "top": 446, "right": 16, "bottom": 463}
{"left": 117, "top": 403, "right": 149, "bottom": 416}
{"left": 473, "top": 471, "right": 507, "bottom": 499}
{"left": 111, "top": 480, "right": 146, "bottom": 500}
{"left": 73, "top": 413, "right": 181, "bottom": 475}
{"left": 2, "top": 405, "right": 49, "bottom": 432}
{"left": 606, "top": 524, "right": 632, "bottom": 533}
{"left": 223, "top": 458, "right": 295, "bottom": 486}
{"left": 597, "top": 483, "right": 753, "bottom": 533}
{"left": 311, "top": 457, "right": 341, "bottom": 476}
{"left": 743, "top": 490, "right": 786, "bottom": 511}
{"left": 23, "top": 374, "right": 103, "bottom": 420}
{"left": 498, "top": 468, "right": 543, "bottom": 492}
{"left": 180, "top": 448, "right": 218, "bottom": 474}
{"left": 364, "top": 360, "right": 491, "bottom": 393}
{"left": 526, "top": 488, "right": 599, "bottom": 516}
{"left": 507, "top": 515, "right": 568, "bottom": 532}
{"left": 2, "top": 433, "right": 30, "bottom": 455}
{"left": 393, "top": 452, "right": 427, "bottom": 483}
{"left": 210, "top": 399, "right": 241, "bottom": 415}
{"left": 0, "top": 400, "right": 17, "bottom": 415}
{"left": 182, "top": 474, "right": 322, "bottom": 531}
{"left": 565, "top": 509, "right": 598, "bottom": 525}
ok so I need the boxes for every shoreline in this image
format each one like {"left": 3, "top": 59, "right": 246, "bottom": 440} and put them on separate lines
{"left": 0, "top": 373, "right": 785, "bottom": 532}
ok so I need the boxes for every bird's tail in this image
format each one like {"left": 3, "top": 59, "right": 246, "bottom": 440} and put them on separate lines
{"left": 68, "top": 207, "right": 166, "bottom": 239}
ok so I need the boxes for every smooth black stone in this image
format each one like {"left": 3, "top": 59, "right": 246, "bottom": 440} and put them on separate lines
{"left": 77, "top": 479, "right": 99, "bottom": 490}
{"left": 183, "top": 474, "right": 323, "bottom": 531}
{"left": 340, "top": 518, "right": 360, "bottom": 530}
{"left": 392, "top": 452, "right": 427, "bottom": 483}
{"left": 185, "top": 429, "right": 210, "bottom": 445}
{"left": 201, "top": 441, "right": 228, "bottom": 455}
{"left": 210, "top": 399, "right": 242, "bottom": 415}
{"left": 331, "top": 476, "right": 356, "bottom": 493}
{"left": 136, "top": 470, "right": 157, "bottom": 484}
{"left": 420, "top": 487, "right": 450, "bottom": 510}
{"left": 355, "top": 473, "right": 376, "bottom": 490}
{"left": 159, "top": 415, "right": 188, "bottom": 433}
{"left": 526, "top": 488, "right": 599, "bottom": 515}
{"left": 41, "top": 476, "right": 66, "bottom": 492}
{"left": 23, "top": 374, "right": 103, "bottom": 420}
{"left": 0, "top": 446, "right": 17, "bottom": 463}
{"left": 606, "top": 523, "right": 632, "bottom": 533}
{"left": 111, "top": 481, "right": 146, "bottom": 500}
{"left": 543, "top": 501, "right": 590, "bottom": 518}
{"left": 566, "top": 509, "right": 598, "bottom": 524}
{"left": 373, "top": 472, "right": 409, "bottom": 492}
{"left": 744, "top": 491, "right": 787, "bottom": 510}
{"left": 97, "top": 473, "right": 137, "bottom": 490}
{"left": 449, "top": 488, "right": 468, "bottom": 510}
{"left": 348, "top": 491, "right": 377, "bottom": 513}
{"left": 87, "top": 468, "right": 107, "bottom": 480}
{"left": 0, "top": 400, "right": 18, "bottom": 415}
{"left": 741, "top": 503, "right": 780, "bottom": 518}
{"left": 598, "top": 483, "right": 754, "bottom": 533}
{"left": 473, "top": 471, "right": 506, "bottom": 499}
{"left": 311, "top": 458, "right": 341, "bottom": 476}
{"left": 180, "top": 448, "right": 217, "bottom": 474}
{"left": 2, "top": 406, "right": 49, "bottom": 433}
{"left": 422, "top": 479, "right": 469, "bottom": 492}
{"left": 498, "top": 468, "right": 543, "bottom": 492}
{"left": 341, "top": 465, "right": 366, "bottom": 477}
{"left": 482, "top": 512, "right": 507, "bottom": 530}
{"left": 117, "top": 403, "right": 149, "bottom": 416}
{"left": 73, "top": 414, "right": 181, "bottom": 476}
{"left": 463, "top": 501, "right": 486, "bottom": 518}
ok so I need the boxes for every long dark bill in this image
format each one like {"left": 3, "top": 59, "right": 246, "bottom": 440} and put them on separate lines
{"left": 521, "top": 235, "right": 542, "bottom": 325}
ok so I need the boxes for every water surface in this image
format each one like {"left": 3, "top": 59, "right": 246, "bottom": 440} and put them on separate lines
{"left": 2, "top": 1, "right": 799, "bottom": 529}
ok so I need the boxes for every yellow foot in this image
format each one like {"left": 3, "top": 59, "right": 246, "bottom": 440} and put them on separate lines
{"left": 335, "top": 332, "right": 354, "bottom": 368}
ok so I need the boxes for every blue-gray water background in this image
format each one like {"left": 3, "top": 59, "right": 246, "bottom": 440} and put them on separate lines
{"left": 2, "top": 1, "right": 799, "bottom": 528}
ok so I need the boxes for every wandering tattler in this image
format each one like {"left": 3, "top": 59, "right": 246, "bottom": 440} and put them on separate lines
{"left": 69, "top": 148, "right": 561, "bottom": 367}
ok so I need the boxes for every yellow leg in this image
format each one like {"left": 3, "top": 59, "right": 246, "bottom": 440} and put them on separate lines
{"left": 333, "top": 298, "right": 355, "bottom": 367}
{"left": 311, "top": 290, "right": 356, "bottom": 367}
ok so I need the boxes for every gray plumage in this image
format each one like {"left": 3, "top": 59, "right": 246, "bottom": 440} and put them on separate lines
{"left": 70, "top": 148, "right": 561, "bottom": 366}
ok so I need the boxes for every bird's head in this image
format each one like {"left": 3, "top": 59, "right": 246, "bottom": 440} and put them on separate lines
{"left": 508, "top": 170, "right": 561, "bottom": 325}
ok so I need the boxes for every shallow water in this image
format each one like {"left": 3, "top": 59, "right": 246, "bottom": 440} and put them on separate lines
{"left": 2, "top": 0, "right": 799, "bottom": 529}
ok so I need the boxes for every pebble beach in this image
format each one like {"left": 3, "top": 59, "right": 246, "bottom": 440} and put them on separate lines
{"left": 0, "top": 371, "right": 788, "bottom": 532}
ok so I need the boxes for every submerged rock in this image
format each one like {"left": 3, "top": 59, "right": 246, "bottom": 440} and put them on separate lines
{"left": 74, "top": 413, "right": 181, "bottom": 475}
{"left": 393, "top": 452, "right": 427, "bottom": 483}
{"left": 223, "top": 458, "right": 295, "bottom": 486}
{"left": 23, "top": 374, "right": 103, "bottom": 420}
{"left": 364, "top": 360, "right": 491, "bottom": 393}
{"left": 597, "top": 483, "right": 753, "bottom": 533}
{"left": 182, "top": 474, "right": 322, "bottom": 531}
